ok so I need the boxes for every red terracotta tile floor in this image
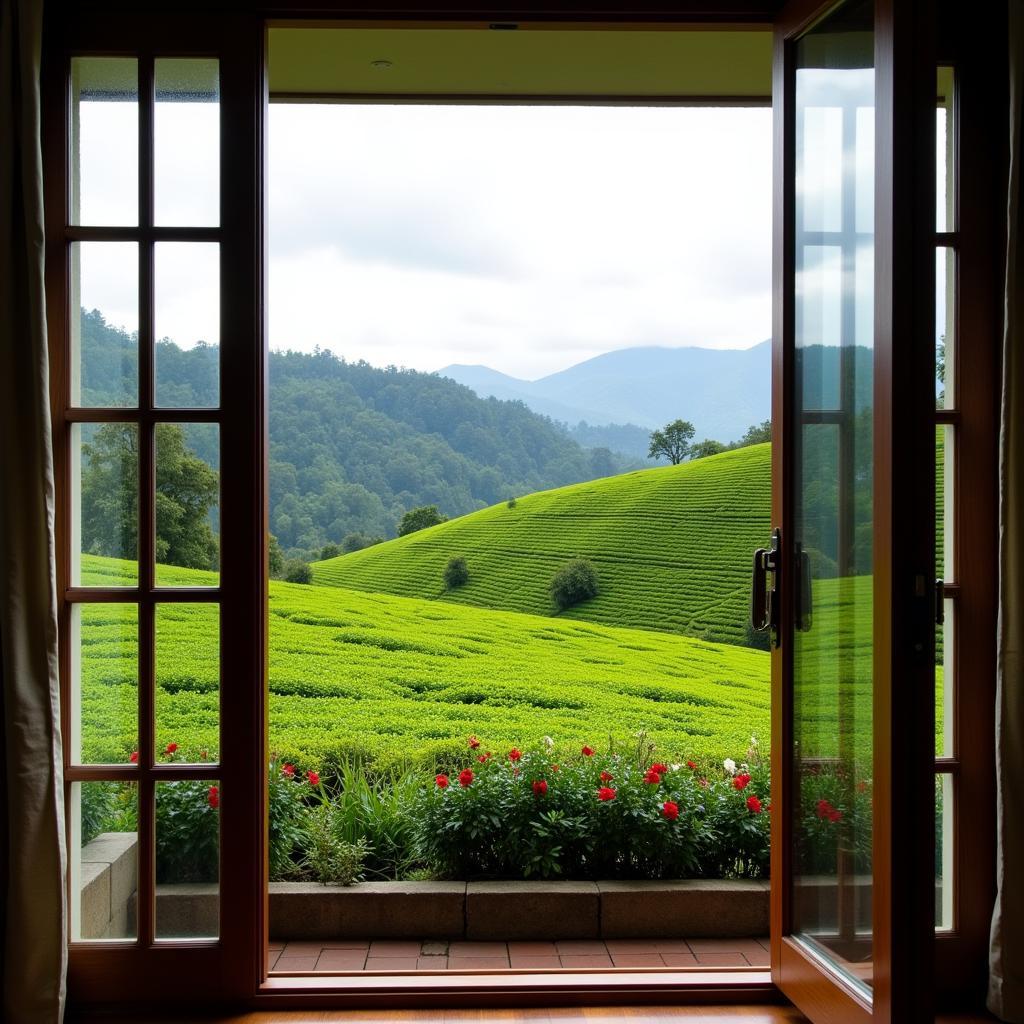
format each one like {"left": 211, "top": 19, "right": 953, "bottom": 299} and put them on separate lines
{"left": 267, "top": 936, "right": 769, "bottom": 973}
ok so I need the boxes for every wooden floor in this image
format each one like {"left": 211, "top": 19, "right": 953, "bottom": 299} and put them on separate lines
{"left": 76, "top": 1009, "right": 808, "bottom": 1023}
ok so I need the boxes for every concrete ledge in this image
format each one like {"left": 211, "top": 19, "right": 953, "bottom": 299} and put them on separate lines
{"left": 598, "top": 879, "right": 769, "bottom": 938}
{"left": 129, "top": 878, "right": 772, "bottom": 941}
{"left": 155, "top": 883, "right": 219, "bottom": 937}
{"left": 270, "top": 881, "right": 466, "bottom": 940}
{"left": 80, "top": 832, "right": 138, "bottom": 939}
{"left": 466, "top": 881, "right": 600, "bottom": 940}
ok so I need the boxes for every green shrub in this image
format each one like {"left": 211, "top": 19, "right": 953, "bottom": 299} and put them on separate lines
{"left": 283, "top": 559, "right": 313, "bottom": 584}
{"left": 301, "top": 804, "right": 370, "bottom": 885}
{"left": 398, "top": 505, "right": 447, "bottom": 537}
{"left": 320, "top": 542, "right": 341, "bottom": 560}
{"left": 550, "top": 558, "right": 599, "bottom": 611}
{"left": 443, "top": 556, "right": 470, "bottom": 589}
{"left": 155, "top": 780, "right": 221, "bottom": 883}
{"left": 507, "top": 497, "right": 517, "bottom": 508}
{"left": 342, "top": 532, "right": 384, "bottom": 553}
{"left": 80, "top": 781, "right": 118, "bottom": 846}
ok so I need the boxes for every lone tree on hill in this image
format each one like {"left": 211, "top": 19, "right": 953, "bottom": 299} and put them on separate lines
{"left": 398, "top": 504, "right": 448, "bottom": 537}
{"left": 690, "top": 439, "right": 727, "bottom": 460}
{"left": 550, "top": 558, "right": 599, "bottom": 611}
{"left": 648, "top": 419, "right": 696, "bottom": 465}
{"left": 443, "top": 556, "right": 470, "bottom": 589}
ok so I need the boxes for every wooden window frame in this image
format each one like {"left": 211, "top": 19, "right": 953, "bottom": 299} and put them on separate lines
{"left": 41, "top": 0, "right": 1002, "bottom": 1014}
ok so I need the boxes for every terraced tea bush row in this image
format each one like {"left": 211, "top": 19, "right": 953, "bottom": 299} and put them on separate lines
{"left": 314, "top": 444, "right": 772, "bottom": 646}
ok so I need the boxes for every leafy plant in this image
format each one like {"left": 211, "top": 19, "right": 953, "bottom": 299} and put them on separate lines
{"left": 550, "top": 558, "right": 599, "bottom": 611}
{"left": 301, "top": 803, "right": 370, "bottom": 885}
{"left": 443, "top": 556, "right": 470, "bottom": 589}
{"left": 398, "top": 505, "right": 448, "bottom": 537}
{"left": 284, "top": 559, "right": 313, "bottom": 584}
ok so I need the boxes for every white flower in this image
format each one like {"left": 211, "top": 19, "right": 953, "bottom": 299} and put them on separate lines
{"left": 723, "top": 758, "right": 737, "bottom": 776}
{"left": 750, "top": 735, "right": 759, "bottom": 747}
{"left": 542, "top": 735, "right": 554, "bottom": 750}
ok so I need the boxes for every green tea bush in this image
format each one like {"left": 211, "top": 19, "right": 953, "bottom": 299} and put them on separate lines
{"left": 550, "top": 558, "right": 599, "bottom": 611}
{"left": 284, "top": 559, "right": 313, "bottom": 584}
{"left": 443, "top": 556, "right": 470, "bottom": 589}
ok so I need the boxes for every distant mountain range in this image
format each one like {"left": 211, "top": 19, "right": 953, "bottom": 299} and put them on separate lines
{"left": 439, "top": 341, "right": 772, "bottom": 444}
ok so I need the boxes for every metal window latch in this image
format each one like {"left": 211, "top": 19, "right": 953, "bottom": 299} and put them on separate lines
{"left": 935, "top": 578, "right": 945, "bottom": 626}
{"left": 751, "top": 527, "right": 782, "bottom": 648}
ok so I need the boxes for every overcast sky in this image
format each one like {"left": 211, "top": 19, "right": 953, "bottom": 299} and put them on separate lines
{"left": 78, "top": 101, "right": 772, "bottom": 380}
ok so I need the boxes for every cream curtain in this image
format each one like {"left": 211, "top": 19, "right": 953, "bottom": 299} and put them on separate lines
{"left": 990, "top": 1, "right": 1024, "bottom": 1020}
{"left": 0, "top": 0, "right": 67, "bottom": 1022}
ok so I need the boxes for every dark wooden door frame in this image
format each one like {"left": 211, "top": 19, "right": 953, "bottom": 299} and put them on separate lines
{"left": 43, "top": 0, "right": 1003, "bottom": 1014}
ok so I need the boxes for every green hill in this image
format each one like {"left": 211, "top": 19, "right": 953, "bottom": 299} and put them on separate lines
{"left": 313, "top": 443, "right": 772, "bottom": 646}
{"left": 76, "top": 555, "right": 769, "bottom": 773}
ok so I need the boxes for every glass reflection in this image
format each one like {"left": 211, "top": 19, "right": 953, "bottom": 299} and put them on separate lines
{"left": 791, "top": 0, "right": 875, "bottom": 993}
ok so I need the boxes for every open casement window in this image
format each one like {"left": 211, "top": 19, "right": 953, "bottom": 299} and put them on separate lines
{"left": 45, "top": 2, "right": 1002, "bottom": 1016}
{"left": 763, "top": 0, "right": 998, "bottom": 1020}
{"left": 45, "top": 13, "right": 266, "bottom": 1003}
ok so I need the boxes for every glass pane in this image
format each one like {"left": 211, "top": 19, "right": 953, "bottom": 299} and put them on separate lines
{"left": 73, "top": 422, "right": 139, "bottom": 587}
{"left": 71, "top": 58, "right": 138, "bottom": 226}
{"left": 937, "top": 247, "right": 955, "bottom": 409}
{"left": 71, "top": 603, "right": 138, "bottom": 765}
{"left": 156, "top": 603, "right": 219, "bottom": 763}
{"left": 155, "top": 59, "right": 220, "bottom": 226}
{"left": 795, "top": 245, "right": 843, "bottom": 409}
{"left": 936, "top": 596, "right": 955, "bottom": 757}
{"left": 792, "top": 0, "right": 875, "bottom": 994}
{"left": 937, "top": 66, "right": 955, "bottom": 233}
{"left": 71, "top": 781, "right": 138, "bottom": 941}
{"left": 155, "top": 780, "right": 219, "bottom": 938}
{"left": 936, "top": 773, "right": 954, "bottom": 931}
{"left": 937, "top": 424, "right": 955, "bottom": 580}
{"left": 154, "top": 423, "right": 220, "bottom": 586}
{"left": 155, "top": 242, "right": 220, "bottom": 408}
{"left": 71, "top": 241, "right": 139, "bottom": 408}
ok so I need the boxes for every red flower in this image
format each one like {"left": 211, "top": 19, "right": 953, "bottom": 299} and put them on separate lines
{"left": 597, "top": 787, "right": 617, "bottom": 801}
{"left": 816, "top": 799, "right": 842, "bottom": 822}
{"left": 129, "top": 751, "right": 139, "bottom": 764}
{"left": 551, "top": 764, "right": 560, "bottom": 772}
{"left": 458, "top": 769, "right": 474, "bottom": 787}
{"left": 165, "top": 742, "right": 178, "bottom": 755}
{"left": 662, "top": 801, "right": 680, "bottom": 820}
{"left": 208, "top": 785, "right": 219, "bottom": 810}
{"left": 747, "top": 795, "right": 763, "bottom": 814}
{"left": 733, "top": 773, "right": 752, "bottom": 791}
{"left": 468, "top": 736, "right": 481, "bottom": 749}
{"left": 281, "top": 763, "right": 295, "bottom": 777}
{"left": 508, "top": 748, "right": 522, "bottom": 762}
{"left": 686, "top": 760, "right": 697, "bottom": 770}
{"left": 582, "top": 745, "right": 595, "bottom": 757}
{"left": 600, "top": 770, "right": 614, "bottom": 782}
{"left": 650, "top": 763, "right": 668, "bottom": 775}
{"left": 532, "top": 779, "right": 548, "bottom": 797}
{"left": 699, "top": 777, "right": 709, "bottom": 788}
{"left": 477, "top": 754, "right": 489, "bottom": 763}
{"left": 307, "top": 771, "right": 320, "bottom": 786}
{"left": 643, "top": 768, "right": 662, "bottom": 785}
{"left": 435, "top": 774, "right": 450, "bottom": 788}
{"left": 200, "top": 749, "right": 209, "bottom": 761}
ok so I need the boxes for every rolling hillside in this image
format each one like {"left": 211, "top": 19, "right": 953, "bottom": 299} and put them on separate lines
{"left": 314, "top": 443, "right": 772, "bottom": 646}
{"left": 76, "top": 555, "right": 770, "bottom": 772}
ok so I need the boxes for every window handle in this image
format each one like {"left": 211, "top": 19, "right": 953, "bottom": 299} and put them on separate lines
{"left": 936, "top": 578, "right": 945, "bottom": 626}
{"left": 751, "top": 528, "right": 781, "bottom": 647}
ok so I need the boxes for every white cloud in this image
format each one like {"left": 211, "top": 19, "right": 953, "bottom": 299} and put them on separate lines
{"left": 75, "top": 101, "right": 772, "bottom": 380}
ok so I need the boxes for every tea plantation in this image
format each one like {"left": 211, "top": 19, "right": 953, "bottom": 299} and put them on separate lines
{"left": 76, "top": 554, "right": 770, "bottom": 772}
{"left": 314, "top": 443, "right": 772, "bottom": 646}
